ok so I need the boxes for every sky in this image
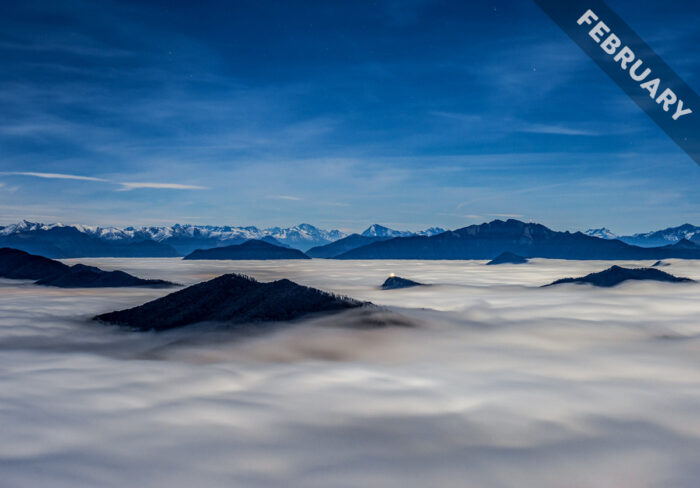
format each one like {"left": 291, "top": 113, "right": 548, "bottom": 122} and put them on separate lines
{"left": 0, "top": 0, "right": 698, "bottom": 234}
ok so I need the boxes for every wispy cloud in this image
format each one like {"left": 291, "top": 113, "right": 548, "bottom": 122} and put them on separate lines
{"left": 1, "top": 171, "right": 108, "bottom": 182}
{"left": 1, "top": 172, "right": 205, "bottom": 192}
{"left": 118, "top": 182, "right": 208, "bottom": 191}
{"left": 517, "top": 124, "right": 601, "bottom": 136}
{"left": 267, "top": 195, "right": 302, "bottom": 201}
{"left": 490, "top": 213, "right": 524, "bottom": 218}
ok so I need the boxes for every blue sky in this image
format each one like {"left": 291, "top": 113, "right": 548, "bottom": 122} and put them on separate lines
{"left": 0, "top": 0, "right": 698, "bottom": 233}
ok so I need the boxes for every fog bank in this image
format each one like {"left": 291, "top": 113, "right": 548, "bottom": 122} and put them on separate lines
{"left": 1, "top": 258, "right": 700, "bottom": 487}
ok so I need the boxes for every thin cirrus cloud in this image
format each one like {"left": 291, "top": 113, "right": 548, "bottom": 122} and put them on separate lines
{"left": 517, "top": 124, "right": 601, "bottom": 136}
{"left": 267, "top": 195, "right": 302, "bottom": 201}
{"left": 1, "top": 171, "right": 108, "bottom": 182}
{"left": 1, "top": 172, "right": 206, "bottom": 191}
{"left": 117, "top": 182, "right": 208, "bottom": 191}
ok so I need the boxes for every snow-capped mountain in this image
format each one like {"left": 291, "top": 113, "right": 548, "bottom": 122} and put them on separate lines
{"left": 583, "top": 228, "right": 618, "bottom": 240}
{"left": 0, "top": 220, "right": 449, "bottom": 256}
{"left": 583, "top": 224, "right": 700, "bottom": 247}
{"left": 0, "top": 220, "right": 66, "bottom": 235}
{"left": 257, "top": 224, "right": 346, "bottom": 250}
{"left": 421, "top": 227, "right": 448, "bottom": 236}
{"left": 618, "top": 224, "right": 700, "bottom": 248}
{"left": 0, "top": 221, "right": 346, "bottom": 253}
{"left": 361, "top": 224, "right": 446, "bottom": 238}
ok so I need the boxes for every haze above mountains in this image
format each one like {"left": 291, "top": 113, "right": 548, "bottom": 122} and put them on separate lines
{"left": 1, "top": 219, "right": 699, "bottom": 260}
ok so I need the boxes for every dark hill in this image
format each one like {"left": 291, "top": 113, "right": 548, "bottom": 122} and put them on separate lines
{"left": 487, "top": 251, "right": 528, "bottom": 265}
{"left": 380, "top": 276, "right": 424, "bottom": 290}
{"left": 0, "top": 248, "right": 173, "bottom": 288}
{"left": 0, "top": 247, "right": 68, "bottom": 280}
{"left": 95, "top": 273, "right": 366, "bottom": 331}
{"left": 545, "top": 266, "right": 694, "bottom": 287}
{"left": 307, "top": 234, "right": 386, "bottom": 258}
{"left": 259, "top": 236, "right": 290, "bottom": 248}
{"left": 36, "top": 264, "right": 173, "bottom": 288}
{"left": 163, "top": 235, "right": 290, "bottom": 256}
{"left": 162, "top": 236, "right": 242, "bottom": 256}
{"left": 0, "top": 227, "right": 178, "bottom": 258}
{"left": 335, "top": 219, "right": 700, "bottom": 260}
{"left": 183, "top": 239, "right": 310, "bottom": 260}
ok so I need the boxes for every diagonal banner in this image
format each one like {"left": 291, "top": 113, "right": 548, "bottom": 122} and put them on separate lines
{"left": 533, "top": 0, "right": 699, "bottom": 167}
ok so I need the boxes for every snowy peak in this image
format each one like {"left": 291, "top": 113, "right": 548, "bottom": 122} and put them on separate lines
{"left": 0, "top": 220, "right": 66, "bottom": 235}
{"left": 362, "top": 225, "right": 406, "bottom": 238}
{"left": 583, "top": 224, "right": 700, "bottom": 248}
{"left": 633, "top": 224, "right": 699, "bottom": 241}
{"left": 620, "top": 224, "right": 700, "bottom": 248}
{"left": 264, "top": 223, "right": 344, "bottom": 246}
{"left": 584, "top": 228, "right": 618, "bottom": 240}
{"left": 361, "top": 224, "right": 446, "bottom": 238}
{"left": 421, "top": 227, "right": 447, "bottom": 236}
{"left": 0, "top": 221, "right": 347, "bottom": 252}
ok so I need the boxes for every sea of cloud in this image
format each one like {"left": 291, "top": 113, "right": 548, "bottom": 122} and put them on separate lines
{"left": 1, "top": 258, "right": 699, "bottom": 487}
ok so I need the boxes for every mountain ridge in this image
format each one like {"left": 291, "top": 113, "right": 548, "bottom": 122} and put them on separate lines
{"left": 584, "top": 224, "right": 700, "bottom": 247}
{"left": 0, "top": 248, "right": 174, "bottom": 288}
{"left": 183, "top": 239, "right": 310, "bottom": 260}
{"left": 3, "top": 219, "right": 699, "bottom": 259}
{"left": 545, "top": 266, "right": 694, "bottom": 287}
{"left": 0, "top": 220, "right": 445, "bottom": 255}
{"left": 95, "top": 273, "right": 367, "bottom": 331}
{"left": 335, "top": 219, "right": 700, "bottom": 260}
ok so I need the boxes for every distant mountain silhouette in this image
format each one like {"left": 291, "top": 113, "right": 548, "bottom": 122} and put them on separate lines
{"left": 95, "top": 273, "right": 366, "bottom": 331}
{"left": 307, "top": 234, "right": 388, "bottom": 258}
{"left": 160, "top": 235, "right": 244, "bottom": 255}
{"left": 0, "top": 226, "right": 177, "bottom": 258}
{"left": 380, "top": 276, "right": 424, "bottom": 289}
{"left": 661, "top": 239, "right": 699, "bottom": 250}
{"left": 183, "top": 239, "right": 310, "bottom": 260}
{"left": 487, "top": 251, "right": 528, "bottom": 265}
{"left": 334, "top": 219, "right": 700, "bottom": 260}
{"left": 545, "top": 265, "right": 694, "bottom": 287}
{"left": 0, "top": 248, "right": 173, "bottom": 288}
{"left": 259, "top": 236, "right": 290, "bottom": 247}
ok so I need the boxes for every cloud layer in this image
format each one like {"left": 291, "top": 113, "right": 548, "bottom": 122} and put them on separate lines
{"left": 1, "top": 258, "right": 700, "bottom": 487}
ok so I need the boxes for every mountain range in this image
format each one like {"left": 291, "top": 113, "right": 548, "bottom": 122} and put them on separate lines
{"left": 0, "top": 221, "right": 445, "bottom": 257}
{"left": 361, "top": 224, "right": 445, "bottom": 238}
{"left": 0, "top": 221, "right": 341, "bottom": 255}
{"left": 0, "top": 225, "right": 179, "bottom": 259}
{"left": 332, "top": 219, "right": 700, "bottom": 260}
{"left": 2, "top": 219, "right": 700, "bottom": 260}
{"left": 584, "top": 224, "right": 700, "bottom": 247}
